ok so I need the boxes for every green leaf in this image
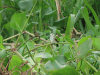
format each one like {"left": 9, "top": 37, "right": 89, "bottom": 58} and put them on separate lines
{"left": 70, "top": 61, "right": 77, "bottom": 68}
{"left": 78, "top": 36, "right": 91, "bottom": 46}
{"left": 10, "top": 13, "right": 27, "bottom": 31}
{"left": 0, "top": 49, "right": 7, "bottom": 58}
{"left": 76, "top": 39, "right": 92, "bottom": 59}
{"left": 92, "top": 38, "right": 100, "bottom": 50}
{"left": 93, "top": 25, "right": 99, "bottom": 37}
{"left": 56, "top": 29, "right": 61, "bottom": 36}
{"left": 65, "top": 14, "right": 75, "bottom": 37}
{"left": 61, "top": 44, "right": 70, "bottom": 55}
{"left": 84, "top": 0, "right": 100, "bottom": 29}
{"left": 35, "top": 52, "right": 52, "bottom": 58}
{"left": 79, "top": 20, "right": 85, "bottom": 34}
{"left": 94, "top": 71, "right": 100, "bottom": 75}
{"left": 48, "top": 66, "right": 78, "bottom": 75}
{"left": 55, "top": 55, "right": 67, "bottom": 65}
{"left": 0, "top": 44, "right": 4, "bottom": 50}
{"left": 26, "top": 57, "right": 35, "bottom": 66}
{"left": 81, "top": 7, "right": 94, "bottom": 31}
{"left": 8, "top": 55, "right": 30, "bottom": 75}
{"left": 59, "top": 36, "right": 64, "bottom": 55}
{"left": 43, "top": 10, "right": 55, "bottom": 20}
{"left": 42, "top": 7, "right": 56, "bottom": 21}
{"left": 74, "top": 10, "right": 81, "bottom": 23}
{"left": 44, "top": 60, "right": 61, "bottom": 70}
{"left": 18, "top": 35, "right": 25, "bottom": 43}
{"left": 26, "top": 41, "right": 35, "bottom": 50}
{"left": 53, "top": 17, "right": 67, "bottom": 27}
{"left": 45, "top": 46, "right": 52, "bottom": 54}
{"left": 18, "top": 0, "right": 33, "bottom": 12}
{"left": 64, "top": 35, "right": 74, "bottom": 44}
{"left": 64, "top": 52, "right": 70, "bottom": 60}
{"left": 44, "top": 60, "right": 55, "bottom": 70}
{"left": 3, "top": 23, "right": 14, "bottom": 37}
{"left": 18, "top": 46, "right": 25, "bottom": 55}
{"left": 0, "top": 35, "right": 3, "bottom": 44}
{"left": 80, "top": 60, "right": 91, "bottom": 74}
{"left": 73, "top": 0, "right": 84, "bottom": 15}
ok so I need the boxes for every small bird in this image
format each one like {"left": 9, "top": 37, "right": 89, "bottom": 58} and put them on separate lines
{"left": 34, "top": 31, "right": 40, "bottom": 37}
{"left": 50, "top": 33, "right": 57, "bottom": 43}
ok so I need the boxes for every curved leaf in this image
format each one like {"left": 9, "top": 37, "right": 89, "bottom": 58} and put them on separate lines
{"left": 10, "top": 13, "right": 27, "bottom": 31}
{"left": 65, "top": 14, "right": 75, "bottom": 37}
{"left": 18, "top": 0, "right": 33, "bottom": 12}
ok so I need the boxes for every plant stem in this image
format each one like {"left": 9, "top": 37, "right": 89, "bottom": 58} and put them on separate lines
{"left": 84, "top": 59, "right": 98, "bottom": 72}
{"left": 14, "top": 51, "right": 36, "bottom": 72}
{"left": 24, "top": 31, "right": 49, "bottom": 42}
{"left": 26, "top": 45, "right": 35, "bottom": 62}
{"left": 39, "top": 0, "right": 42, "bottom": 31}
{"left": 3, "top": 33, "right": 20, "bottom": 42}
{"left": 15, "top": 0, "right": 38, "bottom": 47}
{"left": 24, "top": 42, "right": 70, "bottom": 54}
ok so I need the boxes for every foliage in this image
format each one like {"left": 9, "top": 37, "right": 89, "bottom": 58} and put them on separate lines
{"left": 0, "top": 0, "right": 100, "bottom": 75}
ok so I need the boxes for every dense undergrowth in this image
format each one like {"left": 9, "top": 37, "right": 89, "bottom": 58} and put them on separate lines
{"left": 0, "top": 0, "right": 100, "bottom": 75}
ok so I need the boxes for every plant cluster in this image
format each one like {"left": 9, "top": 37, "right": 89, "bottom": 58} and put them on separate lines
{"left": 0, "top": 0, "right": 100, "bottom": 75}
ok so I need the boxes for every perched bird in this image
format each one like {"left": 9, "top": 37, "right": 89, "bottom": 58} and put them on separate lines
{"left": 50, "top": 33, "right": 57, "bottom": 43}
{"left": 34, "top": 31, "right": 40, "bottom": 37}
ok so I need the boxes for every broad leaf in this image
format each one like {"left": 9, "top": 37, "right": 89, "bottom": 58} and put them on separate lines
{"left": 92, "top": 38, "right": 100, "bottom": 50}
{"left": 8, "top": 55, "right": 30, "bottom": 75}
{"left": 48, "top": 66, "right": 78, "bottom": 75}
{"left": 53, "top": 17, "right": 67, "bottom": 27}
{"left": 76, "top": 39, "right": 92, "bottom": 59}
{"left": 0, "top": 48, "right": 7, "bottom": 58}
{"left": 80, "top": 60, "right": 91, "bottom": 74}
{"left": 78, "top": 36, "right": 91, "bottom": 46}
{"left": 10, "top": 13, "right": 27, "bottom": 31}
{"left": 35, "top": 52, "right": 52, "bottom": 58}
{"left": 3, "top": 23, "right": 14, "bottom": 36}
{"left": 18, "top": 0, "right": 33, "bottom": 12}
{"left": 44, "top": 60, "right": 61, "bottom": 70}
{"left": 26, "top": 41, "right": 35, "bottom": 50}
{"left": 55, "top": 55, "right": 67, "bottom": 65}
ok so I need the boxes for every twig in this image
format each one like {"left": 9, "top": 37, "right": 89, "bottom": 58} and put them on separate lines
{"left": 26, "top": 45, "right": 35, "bottom": 62}
{"left": 24, "top": 31, "right": 49, "bottom": 42}
{"left": 3, "top": 43, "right": 19, "bottom": 46}
{"left": 3, "top": 33, "right": 20, "bottom": 42}
{"left": 55, "top": 0, "right": 60, "bottom": 19}
{"left": 73, "top": 27, "right": 82, "bottom": 35}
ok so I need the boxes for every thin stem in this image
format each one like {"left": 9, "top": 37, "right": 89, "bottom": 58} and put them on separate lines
{"left": 25, "top": 31, "right": 49, "bottom": 42}
{"left": 50, "top": 45, "right": 55, "bottom": 57}
{"left": 24, "top": 31, "right": 35, "bottom": 37}
{"left": 3, "top": 33, "right": 20, "bottom": 42}
{"left": 26, "top": 45, "right": 35, "bottom": 62}
{"left": 14, "top": 51, "right": 36, "bottom": 72}
{"left": 24, "top": 42, "right": 70, "bottom": 54}
{"left": 84, "top": 59, "right": 98, "bottom": 72}
{"left": 14, "top": 51, "right": 24, "bottom": 59}
{"left": 15, "top": 0, "right": 38, "bottom": 47}
{"left": 39, "top": 0, "right": 42, "bottom": 31}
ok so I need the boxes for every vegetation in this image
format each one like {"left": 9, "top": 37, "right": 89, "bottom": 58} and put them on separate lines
{"left": 0, "top": 0, "right": 100, "bottom": 75}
